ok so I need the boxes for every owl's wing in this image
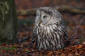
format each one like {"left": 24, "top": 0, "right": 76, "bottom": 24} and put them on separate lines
{"left": 32, "top": 26, "right": 37, "bottom": 43}
{"left": 61, "top": 20, "right": 68, "bottom": 40}
{"left": 62, "top": 30, "right": 70, "bottom": 46}
{"left": 60, "top": 20, "right": 70, "bottom": 46}
{"left": 63, "top": 30, "right": 68, "bottom": 40}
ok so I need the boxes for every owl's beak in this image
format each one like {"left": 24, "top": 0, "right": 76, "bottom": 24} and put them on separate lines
{"left": 39, "top": 19, "right": 42, "bottom": 25}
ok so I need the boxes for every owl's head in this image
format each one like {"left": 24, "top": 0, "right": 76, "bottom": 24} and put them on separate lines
{"left": 35, "top": 7, "right": 62, "bottom": 26}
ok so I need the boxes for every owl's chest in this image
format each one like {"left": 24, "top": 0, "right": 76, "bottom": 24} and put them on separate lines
{"left": 37, "top": 24, "right": 57, "bottom": 34}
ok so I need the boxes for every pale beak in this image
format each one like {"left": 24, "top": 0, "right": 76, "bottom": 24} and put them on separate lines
{"left": 39, "top": 19, "right": 42, "bottom": 25}
{"left": 38, "top": 19, "right": 42, "bottom": 26}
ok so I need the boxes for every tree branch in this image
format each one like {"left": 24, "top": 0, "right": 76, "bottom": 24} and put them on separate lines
{"left": 17, "top": 5, "right": 85, "bottom": 16}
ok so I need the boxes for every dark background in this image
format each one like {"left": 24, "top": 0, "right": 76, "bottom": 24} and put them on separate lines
{"left": 15, "top": 0, "right": 85, "bottom": 44}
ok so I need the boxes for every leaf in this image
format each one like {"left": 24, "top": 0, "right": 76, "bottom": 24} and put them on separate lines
{"left": 47, "top": 52, "right": 53, "bottom": 56}
{"left": 68, "top": 53, "right": 73, "bottom": 56}
{"left": 76, "top": 44, "right": 83, "bottom": 49}
{"left": 60, "top": 53, "right": 66, "bottom": 56}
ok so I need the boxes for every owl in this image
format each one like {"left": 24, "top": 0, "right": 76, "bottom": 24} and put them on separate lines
{"left": 32, "top": 7, "right": 68, "bottom": 51}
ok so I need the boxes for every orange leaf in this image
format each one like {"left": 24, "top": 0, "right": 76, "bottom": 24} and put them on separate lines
{"left": 47, "top": 51, "right": 53, "bottom": 56}
{"left": 68, "top": 53, "right": 73, "bottom": 56}
{"left": 76, "top": 45, "right": 83, "bottom": 49}
{"left": 60, "top": 53, "right": 66, "bottom": 56}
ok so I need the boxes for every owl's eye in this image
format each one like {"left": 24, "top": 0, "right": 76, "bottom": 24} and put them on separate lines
{"left": 43, "top": 15, "right": 47, "bottom": 18}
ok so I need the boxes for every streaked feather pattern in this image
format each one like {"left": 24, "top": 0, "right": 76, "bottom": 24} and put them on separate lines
{"left": 33, "top": 7, "right": 68, "bottom": 50}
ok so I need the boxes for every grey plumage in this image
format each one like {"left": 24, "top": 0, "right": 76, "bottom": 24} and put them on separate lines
{"left": 32, "top": 7, "right": 68, "bottom": 50}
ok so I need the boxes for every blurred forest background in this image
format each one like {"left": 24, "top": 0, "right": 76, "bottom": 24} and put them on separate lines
{"left": 0, "top": 0, "right": 85, "bottom": 56}
{"left": 15, "top": 0, "right": 85, "bottom": 44}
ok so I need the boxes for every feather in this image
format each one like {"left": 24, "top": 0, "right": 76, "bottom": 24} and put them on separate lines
{"left": 33, "top": 7, "right": 68, "bottom": 50}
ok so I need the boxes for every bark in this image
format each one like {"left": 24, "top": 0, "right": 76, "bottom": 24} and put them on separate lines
{"left": 0, "top": 0, "right": 17, "bottom": 42}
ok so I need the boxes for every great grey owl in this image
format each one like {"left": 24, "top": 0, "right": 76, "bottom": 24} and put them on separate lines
{"left": 32, "top": 7, "right": 68, "bottom": 51}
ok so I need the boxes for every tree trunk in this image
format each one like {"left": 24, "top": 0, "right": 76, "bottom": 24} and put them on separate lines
{"left": 0, "top": 0, "right": 17, "bottom": 42}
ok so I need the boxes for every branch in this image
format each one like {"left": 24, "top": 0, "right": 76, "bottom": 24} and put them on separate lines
{"left": 59, "top": 5, "right": 85, "bottom": 14}
{"left": 17, "top": 5, "right": 85, "bottom": 16}
{"left": 17, "top": 9, "right": 36, "bottom": 16}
